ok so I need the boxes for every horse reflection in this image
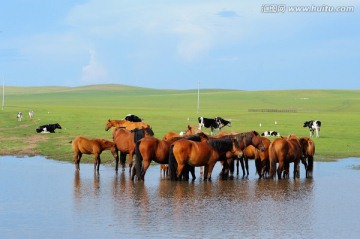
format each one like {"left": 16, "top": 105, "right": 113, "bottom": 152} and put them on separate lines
{"left": 73, "top": 171, "right": 101, "bottom": 201}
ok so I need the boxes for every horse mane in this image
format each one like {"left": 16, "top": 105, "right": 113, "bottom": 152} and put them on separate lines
{"left": 208, "top": 137, "right": 233, "bottom": 151}
{"left": 184, "top": 132, "right": 208, "bottom": 142}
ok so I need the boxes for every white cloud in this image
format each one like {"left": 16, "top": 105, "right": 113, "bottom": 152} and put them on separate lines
{"left": 65, "top": 1, "right": 245, "bottom": 61}
{"left": 81, "top": 50, "right": 108, "bottom": 83}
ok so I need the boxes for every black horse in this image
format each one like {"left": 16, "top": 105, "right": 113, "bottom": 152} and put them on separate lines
{"left": 36, "top": 123, "right": 62, "bottom": 133}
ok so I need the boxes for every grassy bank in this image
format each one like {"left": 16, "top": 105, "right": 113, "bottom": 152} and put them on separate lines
{"left": 1, "top": 84, "right": 359, "bottom": 164}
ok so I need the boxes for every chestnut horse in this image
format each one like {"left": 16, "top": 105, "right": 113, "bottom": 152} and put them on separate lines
{"left": 168, "top": 135, "right": 245, "bottom": 181}
{"left": 71, "top": 136, "right": 118, "bottom": 171}
{"left": 237, "top": 136, "right": 271, "bottom": 178}
{"left": 132, "top": 132, "right": 209, "bottom": 181}
{"left": 298, "top": 137, "right": 315, "bottom": 178}
{"left": 268, "top": 135, "right": 303, "bottom": 179}
{"left": 105, "top": 119, "right": 151, "bottom": 132}
{"left": 113, "top": 127, "right": 154, "bottom": 172}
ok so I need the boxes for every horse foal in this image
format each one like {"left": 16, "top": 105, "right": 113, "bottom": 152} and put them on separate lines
{"left": 71, "top": 136, "right": 118, "bottom": 171}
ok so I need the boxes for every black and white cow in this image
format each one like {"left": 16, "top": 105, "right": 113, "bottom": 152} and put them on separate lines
{"left": 36, "top": 123, "right": 62, "bottom": 133}
{"left": 17, "top": 112, "right": 23, "bottom": 121}
{"left": 303, "top": 120, "right": 321, "bottom": 138}
{"left": 124, "top": 114, "right": 142, "bottom": 122}
{"left": 215, "top": 117, "right": 231, "bottom": 130}
{"left": 198, "top": 116, "right": 231, "bottom": 135}
{"left": 261, "top": 131, "right": 280, "bottom": 137}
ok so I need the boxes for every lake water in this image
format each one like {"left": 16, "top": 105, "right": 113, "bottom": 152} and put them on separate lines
{"left": 1, "top": 156, "right": 360, "bottom": 239}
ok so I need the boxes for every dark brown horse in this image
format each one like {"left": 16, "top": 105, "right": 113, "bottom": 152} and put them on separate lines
{"left": 71, "top": 136, "right": 118, "bottom": 171}
{"left": 298, "top": 137, "right": 315, "bottom": 178}
{"left": 105, "top": 119, "right": 151, "bottom": 132}
{"left": 237, "top": 136, "right": 271, "bottom": 178}
{"left": 113, "top": 127, "right": 154, "bottom": 172}
{"left": 268, "top": 135, "right": 303, "bottom": 179}
{"left": 218, "top": 131, "right": 265, "bottom": 179}
{"left": 168, "top": 135, "right": 244, "bottom": 181}
{"left": 132, "top": 132, "right": 209, "bottom": 181}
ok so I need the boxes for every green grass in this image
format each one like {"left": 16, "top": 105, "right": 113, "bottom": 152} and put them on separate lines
{"left": 1, "top": 84, "right": 359, "bottom": 164}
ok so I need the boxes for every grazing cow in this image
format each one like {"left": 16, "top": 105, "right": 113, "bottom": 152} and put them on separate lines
{"left": 198, "top": 117, "right": 218, "bottom": 134}
{"left": 303, "top": 120, "right": 321, "bottom": 138}
{"left": 261, "top": 131, "right": 280, "bottom": 137}
{"left": 17, "top": 112, "right": 22, "bottom": 121}
{"left": 36, "top": 123, "right": 62, "bottom": 133}
{"left": 124, "top": 114, "right": 142, "bottom": 122}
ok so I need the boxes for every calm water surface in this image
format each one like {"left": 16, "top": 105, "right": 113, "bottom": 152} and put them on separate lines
{"left": 1, "top": 156, "right": 360, "bottom": 239}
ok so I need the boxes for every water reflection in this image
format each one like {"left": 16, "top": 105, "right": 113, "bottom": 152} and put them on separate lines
{"left": 1, "top": 156, "right": 360, "bottom": 239}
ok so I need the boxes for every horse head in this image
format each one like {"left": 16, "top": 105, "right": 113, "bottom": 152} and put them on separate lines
{"left": 230, "top": 135, "right": 244, "bottom": 157}
{"left": 105, "top": 119, "right": 112, "bottom": 131}
{"left": 247, "top": 131, "right": 265, "bottom": 152}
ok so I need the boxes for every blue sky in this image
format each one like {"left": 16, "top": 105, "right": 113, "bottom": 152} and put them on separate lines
{"left": 0, "top": 0, "right": 359, "bottom": 90}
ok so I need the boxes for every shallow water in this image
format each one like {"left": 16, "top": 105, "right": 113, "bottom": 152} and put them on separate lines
{"left": 1, "top": 156, "right": 360, "bottom": 239}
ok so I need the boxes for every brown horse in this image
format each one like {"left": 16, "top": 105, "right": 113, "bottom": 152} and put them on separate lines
{"left": 105, "top": 119, "right": 151, "bottom": 132}
{"left": 113, "top": 127, "right": 154, "bottom": 172}
{"left": 132, "top": 132, "right": 209, "bottom": 181}
{"left": 268, "top": 135, "right": 303, "bottom": 179}
{"left": 71, "top": 136, "right": 118, "bottom": 171}
{"left": 298, "top": 137, "right": 315, "bottom": 178}
{"left": 168, "top": 134, "right": 245, "bottom": 181}
{"left": 237, "top": 136, "right": 271, "bottom": 178}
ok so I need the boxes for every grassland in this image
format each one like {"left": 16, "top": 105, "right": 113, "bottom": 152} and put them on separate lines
{"left": 1, "top": 84, "right": 359, "bottom": 164}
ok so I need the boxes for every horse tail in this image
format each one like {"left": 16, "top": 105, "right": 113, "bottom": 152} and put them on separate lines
{"left": 268, "top": 143, "right": 277, "bottom": 179}
{"left": 135, "top": 140, "right": 143, "bottom": 180}
{"left": 307, "top": 139, "right": 315, "bottom": 177}
{"left": 133, "top": 129, "right": 143, "bottom": 143}
{"left": 168, "top": 144, "right": 177, "bottom": 180}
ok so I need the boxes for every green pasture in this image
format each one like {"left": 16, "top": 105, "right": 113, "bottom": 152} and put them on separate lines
{"left": 1, "top": 84, "right": 359, "bottom": 164}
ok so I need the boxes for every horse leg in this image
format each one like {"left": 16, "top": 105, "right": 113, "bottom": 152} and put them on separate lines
{"left": 128, "top": 153, "right": 134, "bottom": 173}
{"left": 131, "top": 166, "right": 137, "bottom": 181}
{"left": 97, "top": 155, "right": 101, "bottom": 172}
{"left": 206, "top": 163, "right": 217, "bottom": 181}
{"left": 203, "top": 166, "right": 209, "bottom": 180}
{"left": 236, "top": 157, "right": 240, "bottom": 175}
{"left": 94, "top": 154, "right": 98, "bottom": 171}
{"left": 141, "top": 160, "right": 151, "bottom": 180}
{"left": 114, "top": 152, "right": 119, "bottom": 172}
{"left": 239, "top": 156, "right": 246, "bottom": 178}
{"left": 245, "top": 157, "right": 249, "bottom": 177}
{"left": 74, "top": 153, "right": 81, "bottom": 171}
{"left": 307, "top": 156, "right": 314, "bottom": 178}
{"left": 120, "top": 153, "right": 126, "bottom": 171}
{"left": 176, "top": 163, "right": 185, "bottom": 180}
{"left": 294, "top": 161, "right": 301, "bottom": 178}
{"left": 228, "top": 158, "right": 235, "bottom": 178}
{"left": 189, "top": 166, "right": 196, "bottom": 181}
{"left": 277, "top": 161, "right": 284, "bottom": 179}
